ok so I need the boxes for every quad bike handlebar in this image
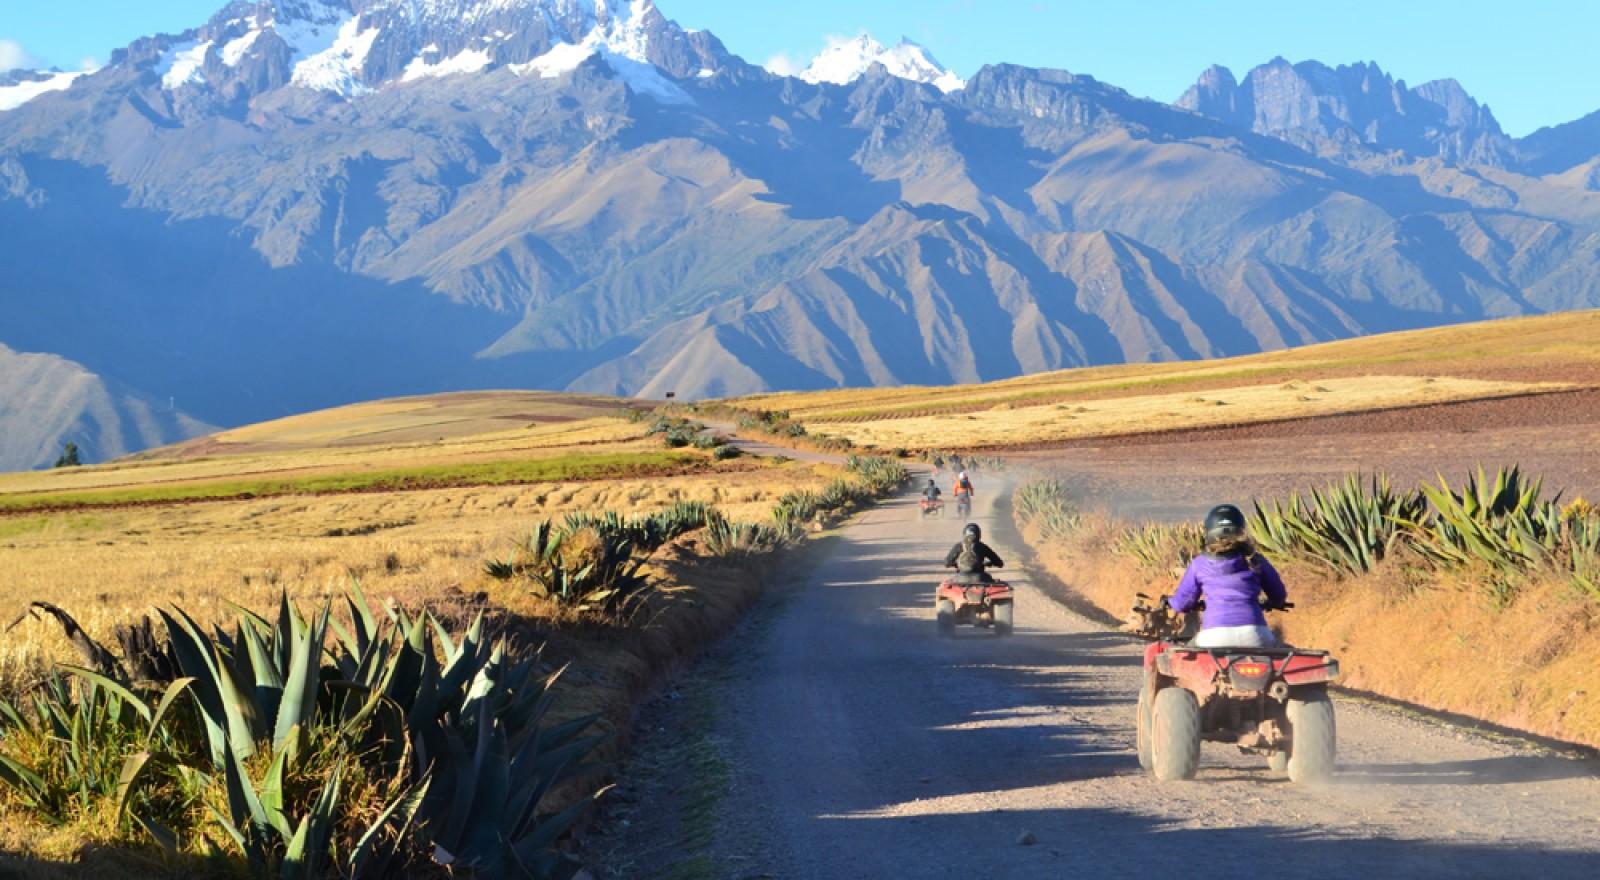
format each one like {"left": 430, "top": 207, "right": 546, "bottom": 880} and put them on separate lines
{"left": 1126, "top": 593, "right": 1291, "bottom": 640}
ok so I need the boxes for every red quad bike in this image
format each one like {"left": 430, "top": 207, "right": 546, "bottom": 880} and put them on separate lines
{"left": 920, "top": 498, "right": 946, "bottom": 519}
{"left": 935, "top": 573, "right": 1014, "bottom": 637}
{"left": 1129, "top": 594, "right": 1340, "bottom": 783}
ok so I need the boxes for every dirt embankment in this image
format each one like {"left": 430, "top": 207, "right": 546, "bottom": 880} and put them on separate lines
{"left": 1018, "top": 513, "right": 1600, "bottom": 751}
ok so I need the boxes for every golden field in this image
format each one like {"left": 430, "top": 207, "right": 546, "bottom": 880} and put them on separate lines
{"left": 0, "top": 393, "right": 838, "bottom": 692}
{"left": 789, "top": 375, "right": 1559, "bottom": 449}
{"left": 734, "top": 311, "right": 1600, "bottom": 448}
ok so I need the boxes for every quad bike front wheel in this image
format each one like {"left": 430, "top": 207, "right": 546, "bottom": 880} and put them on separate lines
{"left": 936, "top": 599, "right": 956, "bottom": 638}
{"left": 992, "top": 599, "right": 1013, "bottom": 636}
{"left": 1286, "top": 688, "right": 1337, "bottom": 783}
{"left": 1151, "top": 687, "right": 1201, "bottom": 781}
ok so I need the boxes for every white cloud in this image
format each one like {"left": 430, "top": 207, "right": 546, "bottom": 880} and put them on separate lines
{"left": 0, "top": 38, "right": 46, "bottom": 72}
{"left": 763, "top": 52, "right": 805, "bottom": 78}
{"left": 78, "top": 56, "right": 101, "bottom": 72}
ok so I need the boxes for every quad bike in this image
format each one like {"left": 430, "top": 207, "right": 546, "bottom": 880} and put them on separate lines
{"left": 935, "top": 570, "right": 1013, "bottom": 637}
{"left": 919, "top": 497, "right": 946, "bottom": 518}
{"left": 954, "top": 492, "right": 973, "bottom": 520}
{"left": 1129, "top": 593, "right": 1340, "bottom": 784}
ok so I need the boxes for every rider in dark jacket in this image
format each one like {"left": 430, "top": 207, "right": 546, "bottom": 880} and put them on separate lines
{"left": 945, "top": 523, "right": 1003, "bottom": 583}
{"left": 922, "top": 479, "right": 943, "bottom": 502}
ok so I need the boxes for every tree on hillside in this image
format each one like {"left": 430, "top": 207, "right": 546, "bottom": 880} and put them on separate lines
{"left": 54, "top": 442, "right": 81, "bottom": 468}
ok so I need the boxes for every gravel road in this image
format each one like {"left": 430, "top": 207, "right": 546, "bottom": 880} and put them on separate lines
{"left": 592, "top": 481, "right": 1600, "bottom": 879}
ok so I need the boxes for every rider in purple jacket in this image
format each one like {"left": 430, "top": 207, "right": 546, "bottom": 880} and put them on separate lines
{"left": 1169, "top": 504, "right": 1288, "bottom": 648}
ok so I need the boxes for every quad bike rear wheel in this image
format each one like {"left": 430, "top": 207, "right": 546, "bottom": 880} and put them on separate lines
{"left": 992, "top": 599, "right": 1013, "bottom": 636}
{"left": 1286, "top": 688, "right": 1336, "bottom": 783}
{"left": 936, "top": 599, "right": 956, "bottom": 638}
{"left": 1136, "top": 684, "right": 1154, "bottom": 771}
{"left": 1151, "top": 687, "right": 1200, "bottom": 781}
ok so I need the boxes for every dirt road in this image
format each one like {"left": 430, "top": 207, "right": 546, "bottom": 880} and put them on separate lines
{"left": 592, "top": 480, "right": 1600, "bottom": 879}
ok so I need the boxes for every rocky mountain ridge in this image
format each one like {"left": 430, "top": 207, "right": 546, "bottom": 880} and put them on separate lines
{"left": 2, "top": 0, "right": 1600, "bottom": 465}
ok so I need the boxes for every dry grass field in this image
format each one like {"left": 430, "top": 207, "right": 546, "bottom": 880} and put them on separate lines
{"left": 736, "top": 311, "right": 1600, "bottom": 449}
{"left": 0, "top": 392, "right": 838, "bottom": 693}
{"left": 795, "top": 375, "right": 1560, "bottom": 449}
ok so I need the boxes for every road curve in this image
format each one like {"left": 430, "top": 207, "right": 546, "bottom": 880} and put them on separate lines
{"left": 597, "top": 480, "right": 1600, "bottom": 879}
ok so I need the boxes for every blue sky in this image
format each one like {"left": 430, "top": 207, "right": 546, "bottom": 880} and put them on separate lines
{"left": 2, "top": 0, "right": 1594, "bottom": 136}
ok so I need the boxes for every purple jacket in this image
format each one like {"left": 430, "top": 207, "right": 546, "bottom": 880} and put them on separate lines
{"left": 1169, "top": 553, "right": 1288, "bottom": 630}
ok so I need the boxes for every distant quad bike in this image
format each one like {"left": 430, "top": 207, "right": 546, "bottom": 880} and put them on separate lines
{"left": 935, "top": 574, "right": 1014, "bottom": 637}
{"left": 1129, "top": 594, "right": 1340, "bottom": 783}
{"left": 954, "top": 493, "right": 973, "bottom": 520}
{"left": 920, "top": 497, "right": 946, "bottom": 519}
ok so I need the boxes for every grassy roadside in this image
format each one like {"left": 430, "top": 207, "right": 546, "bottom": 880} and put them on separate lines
{"left": 1011, "top": 486, "right": 1600, "bottom": 750}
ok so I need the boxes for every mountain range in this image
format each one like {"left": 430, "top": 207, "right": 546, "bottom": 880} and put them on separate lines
{"left": 3, "top": 0, "right": 1600, "bottom": 466}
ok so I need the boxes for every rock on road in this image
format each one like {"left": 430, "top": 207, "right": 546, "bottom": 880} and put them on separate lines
{"left": 597, "top": 481, "right": 1600, "bottom": 879}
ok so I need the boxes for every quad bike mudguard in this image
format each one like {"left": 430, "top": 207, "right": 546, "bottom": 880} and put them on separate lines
{"left": 1133, "top": 595, "right": 1341, "bottom": 783}
{"left": 935, "top": 577, "right": 1014, "bottom": 636}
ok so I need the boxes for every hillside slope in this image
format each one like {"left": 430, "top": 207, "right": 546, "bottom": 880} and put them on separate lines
{"left": 0, "top": 344, "right": 213, "bottom": 469}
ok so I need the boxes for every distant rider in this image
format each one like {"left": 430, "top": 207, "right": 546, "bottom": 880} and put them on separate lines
{"left": 945, "top": 523, "right": 1004, "bottom": 583}
{"left": 953, "top": 469, "right": 974, "bottom": 499}
{"left": 1168, "top": 504, "right": 1288, "bottom": 648}
{"left": 922, "top": 479, "right": 943, "bottom": 503}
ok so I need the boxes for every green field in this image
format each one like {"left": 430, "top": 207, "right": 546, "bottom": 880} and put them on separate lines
{"left": 0, "top": 451, "right": 705, "bottom": 513}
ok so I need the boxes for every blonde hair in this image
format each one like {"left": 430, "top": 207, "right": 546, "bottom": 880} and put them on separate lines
{"left": 1205, "top": 535, "right": 1255, "bottom": 558}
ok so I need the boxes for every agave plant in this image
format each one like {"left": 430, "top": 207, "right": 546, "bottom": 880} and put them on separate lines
{"left": 1562, "top": 510, "right": 1600, "bottom": 601}
{"left": 1015, "top": 480, "right": 1080, "bottom": 539}
{"left": 1, "top": 584, "right": 603, "bottom": 879}
{"left": 1249, "top": 474, "right": 1426, "bottom": 576}
{"left": 0, "top": 668, "right": 183, "bottom": 827}
{"left": 1116, "top": 522, "right": 1204, "bottom": 575}
{"left": 703, "top": 512, "right": 785, "bottom": 558}
{"left": 1408, "top": 466, "right": 1564, "bottom": 574}
{"left": 845, "top": 456, "right": 909, "bottom": 492}
{"left": 774, "top": 490, "right": 822, "bottom": 525}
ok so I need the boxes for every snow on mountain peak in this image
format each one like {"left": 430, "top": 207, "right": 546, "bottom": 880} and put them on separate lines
{"left": 143, "top": 0, "right": 697, "bottom": 100}
{"left": 0, "top": 70, "right": 88, "bottom": 112}
{"left": 797, "top": 33, "right": 964, "bottom": 93}
{"left": 509, "top": 0, "right": 691, "bottom": 103}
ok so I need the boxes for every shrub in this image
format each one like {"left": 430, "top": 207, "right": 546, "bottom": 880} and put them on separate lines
{"left": 702, "top": 511, "right": 786, "bottom": 558}
{"left": 1249, "top": 474, "right": 1426, "bottom": 576}
{"left": 1014, "top": 480, "right": 1080, "bottom": 539}
{"left": 0, "top": 587, "right": 600, "bottom": 878}
{"left": 1117, "top": 522, "right": 1205, "bottom": 575}
{"left": 844, "top": 456, "right": 909, "bottom": 493}
{"left": 1410, "top": 466, "right": 1563, "bottom": 573}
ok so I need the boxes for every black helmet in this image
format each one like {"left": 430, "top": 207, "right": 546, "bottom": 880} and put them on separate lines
{"left": 927, "top": 478, "right": 937, "bottom": 486}
{"left": 963, "top": 523, "right": 982, "bottom": 540}
{"left": 1203, "top": 504, "right": 1246, "bottom": 543}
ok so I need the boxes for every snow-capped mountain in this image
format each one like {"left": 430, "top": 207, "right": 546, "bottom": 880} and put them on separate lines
{"left": 799, "top": 34, "right": 964, "bottom": 93}
{"left": 5, "top": 0, "right": 1600, "bottom": 466}
{"left": 85, "top": 0, "right": 731, "bottom": 106}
